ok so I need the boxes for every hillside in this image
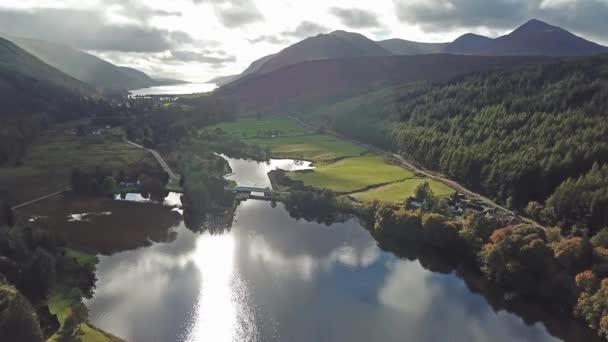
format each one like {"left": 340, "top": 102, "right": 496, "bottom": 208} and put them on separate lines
{"left": 0, "top": 36, "right": 95, "bottom": 115}
{"left": 445, "top": 19, "right": 608, "bottom": 56}
{"left": 7, "top": 36, "right": 160, "bottom": 92}
{"left": 215, "top": 54, "right": 548, "bottom": 113}
{"left": 299, "top": 55, "right": 608, "bottom": 232}
{"left": 377, "top": 39, "right": 448, "bottom": 55}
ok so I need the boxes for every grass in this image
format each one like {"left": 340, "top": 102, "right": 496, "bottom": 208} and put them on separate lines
{"left": 65, "top": 248, "right": 99, "bottom": 267}
{"left": 351, "top": 178, "right": 456, "bottom": 203}
{"left": 251, "top": 134, "right": 367, "bottom": 162}
{"left": 288, "top": 155, "right": 414, "bottom": 193}
{"left": 48, "top": 288, "right": 114, "bottom": 342}
{"left": 0, "top": 122, "right": 158, "bottom": 204}
{"left": 212, "top": 117, "right": 306, "bottom": 138}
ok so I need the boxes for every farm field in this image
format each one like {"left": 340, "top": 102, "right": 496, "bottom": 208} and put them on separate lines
{"left": 0, "top": 122, "right": 158, "bottom": 204}
{"left": 287, "top": 155, "right": 413, "bottom": 193}
{"left": 350, "top": 177, "right": 455, "bottom": 203}
{"left": 250, "top": 134, "right": 367, "bottom": 162}
{"left": 213, "top": 117, "right": 306, "bottom": 137}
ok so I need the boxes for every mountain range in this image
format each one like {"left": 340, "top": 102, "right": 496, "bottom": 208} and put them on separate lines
{"left": 4, "top": 35, "right": 174, "bottom": 93}
{"left": 218, "top": 19, "right": 608, "bottom": 86}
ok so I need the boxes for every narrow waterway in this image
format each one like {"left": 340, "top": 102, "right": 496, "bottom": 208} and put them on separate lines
{"left": 84, "top": 157, "right": 600, "bottom": 342}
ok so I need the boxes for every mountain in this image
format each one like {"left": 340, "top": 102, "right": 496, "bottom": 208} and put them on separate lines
{"left": 248, "top": 31, "right": 391, "bottom": 76}
{"left": 215, "top": 54, "right": 548, "bottom": 113}
{"left": 377, "top": 39, "right": 448, "bottom": 55}
{"left": 208, "top": 74, "right": 240, "bottom": 87}
{"left": 445, "top": 19, "right": 608, "bottom": 56}
{"left": 0, "top": 36, "right": 94, "bottom": 115}
{"left": 6, "top": 36, "right": 161, "bottom": 92}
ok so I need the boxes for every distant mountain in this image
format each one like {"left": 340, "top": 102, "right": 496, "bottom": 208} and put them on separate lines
{"left": 0, "top": 36, "right": 94, "bottom": 115}
{"left": 377, "top": 39, "right": 448, "bottom": 55}
{"left": 208, "top": 74, "right": 240, "bottom": 87}
{"left": 6, "top": 36, "right": 161, "bottom": 92}
{"left": 445, "top": 19, "right": 608, "bottom": 56}
{"left": 215, "top": 54, "right": 548, "bottom": 113}
{"left": 245, "top": 30, "right": 391, "bottom": 78}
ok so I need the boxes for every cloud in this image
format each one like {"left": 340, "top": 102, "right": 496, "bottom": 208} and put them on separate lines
{"left": 249, "top": 21, "right": 329, "bottom": 45}
{"left": 330, "top": 7, "right": 381, "bottom": 28}
{"left": 392, "top": 0, "right": 608, "bottom": 41}
{"left": 164, "top": 50, "right": 236, "bottom": 65}
{"left": 282, "top": 21, "right": 330, "bottom": 38}
{"left": 248, "top": 35, "right": 289, "bottom": 45}
{"left": 193, "top": 0, "right": 263, "bottom": 27}
{"left": 108, "top": 0, "right": 182, "bottom": 24}
{"left": 0, "top": 8, "right": 193, "bottom": 53}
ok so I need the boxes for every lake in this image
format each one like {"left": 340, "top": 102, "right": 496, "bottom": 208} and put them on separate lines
{"left": 130, "top": 83, "right": 217, "bottom": 96}
{"left": 83, "top": 157, "right": 599, "bottom": 342}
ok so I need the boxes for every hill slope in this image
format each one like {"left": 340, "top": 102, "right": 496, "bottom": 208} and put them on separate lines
{"left": 445, "top": 19, "right": 608, "bottom": 56}
{"left": 0, "top": 36, "right": 95, "bottom": 115}
{"left": 377, "top": 39, "right": 448, "bottom": 55}
{"left": 215, "top": 54, "right": 548, "bottom": 113}
{"left": 6, "top": 36, "right": 160, "bottom": 92}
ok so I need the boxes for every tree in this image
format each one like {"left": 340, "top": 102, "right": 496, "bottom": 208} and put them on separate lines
{"left": 101, "top": 177, "right": 117, "bottom": 196}
{"left": 0, "top": 285, "right": 43, "bottom": 342}
{"left": 1, "top": 203, "right": 14, "bottom": 227}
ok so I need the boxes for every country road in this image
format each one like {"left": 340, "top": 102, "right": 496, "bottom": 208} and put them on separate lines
{"left": 288, "top": 116, "right": 543, "bottom": 228}
{"left": 12, "top": 187, "right": 70, "bottom": 210}
{"left": 124, "top": 139, "right": 179, "bottom": 182}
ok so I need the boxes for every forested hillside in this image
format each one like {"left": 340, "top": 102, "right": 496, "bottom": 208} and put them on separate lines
{"left": 217, "top": 54, "right": 546, "bottom": 113}
{"left": 303, "top": 56, "right": 608, "bottom": 233}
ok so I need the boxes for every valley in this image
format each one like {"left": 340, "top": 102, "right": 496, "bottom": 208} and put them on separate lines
{"left": 2, "top": 9, "right": 608, "bottom": 342}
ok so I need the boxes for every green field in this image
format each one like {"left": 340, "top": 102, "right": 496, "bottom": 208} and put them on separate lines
{"left": 211, "top": 117, "right": 366, "bottom": 162}
{"left": 351, "top": 178, "right": 455, "bottom": 203}
{"left": 213, "top": 117, "right": 306, "bottom": 137}
{"left": 251, "top": 134, "right": 366, "bottom": 162}
{"left": 0, "top": 122, "right": 158, "bottom": 203}
{"left": 288, "top": 156, "right": 414, "bottom": 193}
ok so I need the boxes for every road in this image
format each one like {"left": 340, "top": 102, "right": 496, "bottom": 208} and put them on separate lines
{"left": 12, "top": 187, "right": 70, "bottom": 210}
{"left": 124, "top": 139, "right": 179, "bottom": 182}
{"left": 288, "top": 116, "right": 542, "bottom": 228}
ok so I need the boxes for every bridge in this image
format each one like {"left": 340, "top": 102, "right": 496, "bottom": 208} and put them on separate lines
{"left": 231, "top": 186, "right": 274, "bottom": 199}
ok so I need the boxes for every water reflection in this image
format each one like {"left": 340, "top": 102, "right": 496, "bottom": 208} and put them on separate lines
{"left": 129, "top": 83, "right": 217, "bottom": 96}
{"left": 86, "top": 200, "right": 592, "bottom": 342}
{"left": 220, "top": 154, "right": 313, "bottom": 188}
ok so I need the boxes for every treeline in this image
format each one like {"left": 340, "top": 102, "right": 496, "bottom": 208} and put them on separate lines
{"left": 0, "top": 221, "right": 97, "bottom": 341}
{"left": 318, "top": 56, "right": 608, "bottom": 233}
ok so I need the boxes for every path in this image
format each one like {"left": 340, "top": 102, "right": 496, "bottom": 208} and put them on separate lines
{"left": 124, "top": 139, "right": 179, "bottom": 182}
{"left": 288, "top": 116, "right": 543, "bottom": 228}
{"left": 12, "top": 187, "right": 70, "bottom": 210}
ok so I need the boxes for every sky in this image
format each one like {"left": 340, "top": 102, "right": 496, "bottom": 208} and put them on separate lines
{"left": 0, "top": 0, "right": 607, "bottom": 82}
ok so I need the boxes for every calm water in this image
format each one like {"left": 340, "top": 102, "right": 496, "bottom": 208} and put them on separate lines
{"left": 220, "top": 154, "right": 313, "bottom": 189}
{"left": 85, "top": 157, "right": 598, "bottom": 342}
{"left": 130, "top": 83, "right": 217, "bottom": 96}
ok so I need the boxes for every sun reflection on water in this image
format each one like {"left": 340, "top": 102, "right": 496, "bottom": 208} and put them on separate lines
{"left": 183, "top": 232, "right": 256, "bottom": 342}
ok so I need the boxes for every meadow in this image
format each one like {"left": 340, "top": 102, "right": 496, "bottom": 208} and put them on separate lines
{"left": 350, "top": 178, "right": 455, "bottom": 203}
{"left": 288, "top": 156, "right": 413, "bottom": 193}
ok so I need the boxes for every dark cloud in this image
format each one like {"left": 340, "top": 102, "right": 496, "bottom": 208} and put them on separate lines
{"left": 193, "top": 0, "right": 263, "bottom": 27}
{"left": 164, "top": 50, "right": 236, "bottom": 65}
{"left": 282, "top": 21, "right": 330, "bottom": 38}
{"left": 392, "top": 0, "right": 608, "bottom": 42}
{"left": 330, "top": 7, "right": 381, "bottom": 28}
{"left": 0, "top": 8, "right": 193, "bottom": 53}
